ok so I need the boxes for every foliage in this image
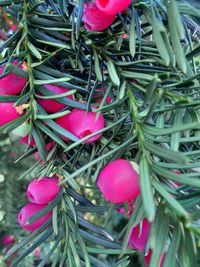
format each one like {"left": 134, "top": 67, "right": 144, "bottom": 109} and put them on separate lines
{"left": 0, "top": 0, "right": 200, "bottom": 266}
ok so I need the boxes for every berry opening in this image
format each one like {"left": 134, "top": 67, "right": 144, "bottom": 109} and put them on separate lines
{"left": 18, "top": 213, "right": 22, "bottom": 222}
{"left": 26, "top": 191, "right": 35, "bottom": 202}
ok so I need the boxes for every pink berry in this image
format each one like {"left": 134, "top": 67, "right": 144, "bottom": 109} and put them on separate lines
{"left": 34, "top": 143, "right": 54, "bottom": 161}
{"left": 94, "top": 88, "right": 111, "bottom": 104}
{"left": 116, "top": 207, "right": 126, "bottom": 214}
{"left": 0, "top": 62, "right": 26, "bottom": 95}
{"left": 0, "top": 103, "right": 20, "bottom": 126}
{"left": 82, "top": 2, "right": 115, "bottom": 32}
{"left": 9, "top": 24, "right": 17, "bottom": 31}
{"left": 19, "top": 135, "right": 54, "bottom": 160}
{"left": 95, "top": 0, "right": 131, "bottom": 15}
{"left": 97, "top": 159, "right": 139, "bottom": 204}
{"left": 19, "top": 134, "right": 35, "bottom": 146}
{"left": 37, "top": 84, "right": 73, "bottom": 113}
{"left": 128, "top": 218, "right": 150, "bottom": 251}
{"left": 144, "top": 249, "right": 165, "bottom": 267}
{"left": 55, "top": 108, "right": 104, "bottom": 143}
{"left": 1, "top": 235, "right": 15, "bottom": 246}
{"left": 33, "top": 247, "right": 40, "bottom": 257}
{"left": 17, "top": 203, "right": 52, "bottom": 232}
{"left": 26, "top": 176, "right": 60, "bottom": 204}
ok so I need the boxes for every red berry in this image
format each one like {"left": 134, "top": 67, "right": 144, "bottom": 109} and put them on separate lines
{"left": 19, "top": 134, "right": 35, "bottom": 146}
{"left": 82, "top": 2, "right": 115, "bottom": 32}
{"left": 17, "top": 203, "right": 52, "bottom": 232}
{"left": 33, "top": 247, "right": 40, "bottom": 257}
{"left": 0, "top": 103, "right": 20, "bottom": 126}
{"left": 93, "top": 88, "right": 111, "bottom": 104}
{"left": 55, "top": 108, "right": 104, "bottom": 143}
{"left": 1, "top": 235, "right": 15, "bottom": 246}
{"left": 34, "top": 143, "right": 54, "bottom": 161}
{"left": 95, "top": 0, "right": 131, "bottom": 15}
{"left": 26, "top": 176, "right": 60, "bottom": 204}
{"left": 9, "top": 24, "right": 17, "bottom": 31}
{"left": 97, "top": 159, "right": 139, "bottom": 204}
{"left": 0, "top": 62, "right": 26, "bottom": 95}
{"left": 128, "top": 218, "right": 150, "bottom": 251}
{"left": 37, "top": 84, "right": 73, "bottom": 113}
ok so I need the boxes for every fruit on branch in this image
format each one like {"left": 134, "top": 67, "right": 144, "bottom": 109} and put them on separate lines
{"left": 19, "top": 134, "right": 35, "bottom": 146}
{"left": 95, "top": 0, "right": 131, "bottom": 15}
{"left": 0, "top": 62, "right": 26, "bottom": 95}
{"left": 37, "top": 84, "right": 74, "bottom": 113}
{"left": 26, "top": 176, "right": 60, "bottom": 204}
{"left": 97, "top": 159, "right": 139, "bottom": 203}
{"left": 17, "top": 203, "right": 52, "bottom": 232}
{"left": 128, "top": 218, "right": 150, "bottom": 250}
{"left": 9, "top": 24, "right": 17, "bottom": 32}
{"left": 1, "top": 235, "right": 15, "bottom": 246}
{"left": 34, "top": 143, "right": 54, "bottom": 161}
{"left": 144, "top": 249, "right": 165, "bottom": 267}
{"left": 19, "top": 134, "right": 54, "bottom": 160}
{"left": 55, "top": 108, "right": 104, "bottom": 143}
{"left": 116, "top": 207, "right": 126, "bottom": 214}
{"left": 93, "top": 87, "right": 111, "bottom": 104}
{"left": 33, "top": 247, "right": 40, "bottom": 257}
{"left": 82, "top": 2, "right": 115, "bottom": 31}
{"left": 0, "top": 103, "right": 21, "bottom": 126}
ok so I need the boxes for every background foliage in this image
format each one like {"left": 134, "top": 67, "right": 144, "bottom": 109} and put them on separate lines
{"left": 1, "top": 0, "right": 200, "bottom": 266}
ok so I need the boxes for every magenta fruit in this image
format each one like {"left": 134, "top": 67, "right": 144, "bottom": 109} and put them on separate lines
{"left": 128, "top": 218, "right": 150, "bottom": 251}
{"left": 37, "top": 84, "right": 73, "bottom": 113}
{"left": 95, "top": 0, "right": 131, "bottom": 15}
{"left": 17, "top": 203, "right": 52, "bottom": 232}
{"left": 55, "top": 108, "right": 104, "bottom": 143}
{"left": 1, "top": 235, "right": 15, "bottom": 246}
{"left": 0, "top": 62, "right": 26, "bottom": 95}
{"left": 97, "top": 159, "right": 139, "bottom": 204}
{"left": 0, "top": 103, "right": 20, "bottom": 126}
{"left": 82, "top": 2, "right": 115, "bottom": 32}
{"left": 26, "top": 176, "right": 60, "bottom": 204}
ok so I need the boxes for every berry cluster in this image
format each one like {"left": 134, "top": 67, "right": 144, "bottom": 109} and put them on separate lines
{"left": 17, "top": 176, "right": 60, "bottom": 232}
{"left": 96, "top": 159, "right": 164, "bottom": 266}
{"left": 0, "top": 2, "right": 162, "bottom": 266}
{"left": 0, "top": 61, "right": 105, "bottom": 144}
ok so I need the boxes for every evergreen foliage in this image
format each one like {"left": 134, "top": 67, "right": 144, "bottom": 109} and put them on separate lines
{"left": 0, "top": 0, "right": 200, "bottom": 266}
